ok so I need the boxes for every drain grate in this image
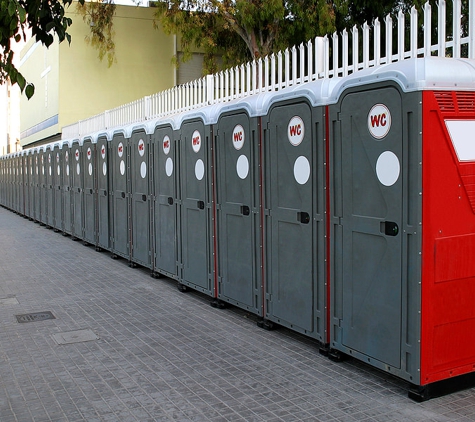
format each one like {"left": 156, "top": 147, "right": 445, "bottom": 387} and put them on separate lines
{"left": 15, "top": 311, "right": 56, "bottom": 323}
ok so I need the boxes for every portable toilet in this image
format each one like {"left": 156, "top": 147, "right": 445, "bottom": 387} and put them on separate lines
{"left": 212, "top": 98, "right": 262, "bottom": 314}
{"left": 110, "top": 128, "right": 130, "bottom": 261}
{"left": 82, "top": 134, "right": 97, "bottom": 246}
{"left": 52, "top": 143, "right": 63, "bottom": 232}
{"left": 61, "top": 141, "right": 73, "bottom": 235}
{"left": 45, "top": 145, "right": 54, "bottom": 227}
{"left": 176, "top": 110, "right": 216, "bottom": 295}
{"left": 328, "top": 57, "right": 475, "bottom": 399}
{"left": 149, "top": 117, "right": 179, "bottom": 280}
{"left": 70, "top": 139, "right": 84, "bottom": 240}
{"left": 38, "top": 146, "right": 48, "bottom": 225}
{"left": 96, "top": 131, "right": 111, "bottom": 252}
{"left": 21, "top": 150, "right": 29, "bottom": 217}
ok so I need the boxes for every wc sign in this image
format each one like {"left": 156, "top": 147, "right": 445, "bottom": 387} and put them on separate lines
{"left": 232, "top": 125, "right": 245, "bottom": 150}
{"left": 288, "top": 116, "right": 304, "bottom": 146}
{"left": 368, "top": 104, "right": 391, "bottom": 139}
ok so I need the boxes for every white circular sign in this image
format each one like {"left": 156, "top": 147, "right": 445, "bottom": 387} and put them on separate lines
{"left": 138, "top": 139, "right": 145, "bottom": 157}
{"left": 103, "top": 162, "right": 107, "bottom": 176}
{"left": 76, "top": 163, "right": 80, "bottom": 175}
{"left": 236, "top": 155, "right": 249, "bottom": 180}
{"left": 118, "top": 142, "right": 124, "bottom": 158}
{"left": 119, "top": 160, "right": 125, "bottom": 175}
{"left": 75, "top": 149, "right": 80, "bottom": 161}
{"left": 232, "top": 125, "right": 245, "bottom": 150}
{"left": 165, "top": 157, "right": 173, "bottom": 177}
{"left": 288, "top": 116, "right": 305, "bottom": 146}
{"left": 192, "top": 130, "right": 201, "bottom": 153}
{"left": 101, "top": 145, "right": 106, "bottom": 159}
{"left": 140, "top": 162, "right": 147, "bottom": 179}
{"left": 87, "top": 147, "right": 92, "bottom": 160}
{"left": 294, "top": 156, "right": 311, "bottom": 185}
{"left": 56, "top": 153, "right": 60, "bottom": 163}
{"left": 66, "top": 165, "right": 69, "bottom": 176}
{"left": 368, "top": 104, "right": 391, "bottom": 139}
{"left": 195, "top": 159, "right": 204, "bottom": 180}
{"left": 57, "top": 165, "right": 60, "bottom": 176}
{"left": 376, "top": 151, "right": 400, "bottom": 186}
{"left": 88, "top": 163, "right": 93, "bottom": 176}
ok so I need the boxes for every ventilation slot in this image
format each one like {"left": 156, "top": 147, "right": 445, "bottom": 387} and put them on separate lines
{"left": 434, "top": 92, "right": 456, "bottom": 112}
{"left": 456, "top": 92, "right": 475, "bottom": 112}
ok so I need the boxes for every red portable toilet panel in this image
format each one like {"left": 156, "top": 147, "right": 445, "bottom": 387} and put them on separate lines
{"left": 421, "top": 90, "right": 475, "bottom": 384}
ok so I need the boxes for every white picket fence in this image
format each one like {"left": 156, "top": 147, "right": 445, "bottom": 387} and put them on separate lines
{"left": 62, "top": 0, "right": 475, "bottom": 139}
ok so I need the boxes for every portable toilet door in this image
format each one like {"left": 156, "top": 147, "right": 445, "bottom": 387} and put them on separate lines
{"left": 178, "top": 118, "right": 214, "bottom": 295}
{"left": 151, "top": 122, "right": 179, "bottom": 279}
{"left": 32, "top": 149, "right": 39, "bottom": 221}
{"left": 214, "top": 109, "right": 262, "bottom": 314}
{"left": 70, "top": 140, "right": 84, "bottom": 240}
{"left": 96, "top": 134, "right": 111, "bottom": 251}
{"left": 328, "top": 79, "right": 421, "bottom": 385}
{"left": 45, "top": 146, "right": 54, "bottom": 227}
{"left": 62, "top": 142, "right": 73, "bottom": 235}
{"left": 22, "top": 151, "right": 29, "bottom": 217}
{"left": 82, "top": 137, "right": 96, "bottom": 246}
{"left": 39, "top": 147, "right": 48, "bottom": 224}
{"left": 110, "top": 130, "right": 130, "bottom": 260}
{"left": 26, "top": 151, "right": 34, "bottom": 219}
{"left": 52, "top": 144, "right": 63, "bottom": 232}
{"left": 129, "top": 127, "right": 151, "bottom": 268}
{"left": 12, "top": 153, "right": 18, "bottom": 213}
{"left": 261, "top": 93, "right": 326, "bottom": 341}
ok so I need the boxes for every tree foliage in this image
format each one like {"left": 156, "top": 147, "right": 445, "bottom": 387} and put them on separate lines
{"left": 76, "top": 0, "right": 116, "bottom": 67}
{"left": 0, "top": 0, "right": 84, "bottom": 98}
{"left": 155, "top": 0, "right": 338, "bottom": 73}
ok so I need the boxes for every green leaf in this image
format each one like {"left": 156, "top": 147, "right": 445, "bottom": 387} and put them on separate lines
{"left": 14, "top": 33, "right": 21, "bottom": 42}
{"left": 18, "top": 4, "right": 26, "bottom": 23}
{"left": 16, "top": 72, "right": 25, "bottom": 90}
{"left": 7, "top": 0, "right": 15, "bottom": 17}
{"left": 25, "top": 83, "right": 35, "bottom": 100}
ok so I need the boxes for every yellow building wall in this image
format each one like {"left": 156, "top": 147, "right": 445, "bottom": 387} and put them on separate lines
{"left": 19, "top": 38, "right": 60, "bottom": 146}
{"left": 58, "top": 5, "right": 176, "bottom": 130}
{"left": 20, "top": 4, "right": 177, "bottom": 147}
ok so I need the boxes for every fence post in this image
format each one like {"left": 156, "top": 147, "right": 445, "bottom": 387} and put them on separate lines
{"left": 424, "top": 2, "right": 432, "bottom": 57}
{"left": 470, "top": 0, "right": 475, "bottom": 58}
{"left": 438, "top": 0, "right": 446, "bottom": 57}
{"left": 385, "top": 14, "right": 393, "bottom": 64}
{"left": 452, "top": 0, "right": 461, "bottom": 58}
{"left": 332, "top": 32, "right": 339, "bottom": 76}
{"left": 374, "top": 18, "right": 381, "bottom": 66}
{"left": 410, "top": 6, "right": 418, "bottom": 57}
{"left": 206, "top": 74, "right": 214, "bottom": 104}
{"left": 398, "top": 10, "right": 405, "bottom": 61}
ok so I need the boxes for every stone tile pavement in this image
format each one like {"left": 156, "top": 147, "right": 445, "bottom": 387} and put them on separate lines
{"left": 0, "top": 206, "right": 474, "bottom": 422}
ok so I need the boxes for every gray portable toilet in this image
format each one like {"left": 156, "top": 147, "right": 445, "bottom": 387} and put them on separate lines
{"left": 39, "top": 146, "right": 48, "bottom": 225}
{"left": 82, "top": 134, "right": 97, "bottom": 246}
{"left": 96, "top": 131, "right": 111, "bottom": 251}
{"left": 149, "top": 117, "right": 179, "bottom": 280}
{"left": 52, "top": 143, "right": 63, "bottom": 231}
{"left": 31, "top": 148, "right": 39, "bottom": 221}
{"left": 259, "top": 82, "right": 330, "bottom": 341}
{"left": 61, "top": 141, "right": 73, "bottom": 235}
{"left": 70, "top": 140, "right": 84, "bottom": 240}
{"left": 26, "top": 149, "right": 34, "bottom": 219}
{"left": 129, "top": 123, "right": 152, "bottom": 268}
{"left": 326, "top": 57, "right": 475, "bottom": 397}
{"left": 212, "top": 98, "right": 263, "bottom": 314}
{"left": 177, "top": 112, "right": 215, "bottom": 295}
{"left": 45, "top": 145, "right": 54, "bottom": 227}
{"left": 110, "top": 128, "right": 130, "bottom": 260}
{"left": 12, "top": 153, "right": 18, "bottom": 213}
{"left": 22, "top": 150, "right": 29, "bottom": 217}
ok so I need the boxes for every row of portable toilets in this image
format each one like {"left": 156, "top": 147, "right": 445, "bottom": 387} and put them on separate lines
{"left": 2, "top": 57, "right": 475, "bottom": 399}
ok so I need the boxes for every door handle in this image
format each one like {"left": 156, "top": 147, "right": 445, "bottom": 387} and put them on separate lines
{"left": 241, "top": 205, "right": 250, "bottom": 216}
{"left": 382, "top": 221, "right": 399, "bottom": 236}
{"left": 197, "top": 200, "right": 205, "bottom": 210}
{"left": 142, "top": 194, "right": 147, "bottom": 202}
{"left": 298, "top": 212, "right": 310, "bottom": 224}
{"left": 121, "top": 191, "right": 125, "bottom": 199}
{"left": 168, "top": 197, "right": 174, "bottom": 205}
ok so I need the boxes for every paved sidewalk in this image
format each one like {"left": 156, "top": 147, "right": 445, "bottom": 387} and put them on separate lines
{"left": 0, "top": 207, "right": 474, "bottom": 422}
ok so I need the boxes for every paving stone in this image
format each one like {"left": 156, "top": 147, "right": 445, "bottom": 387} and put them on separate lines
{"left": 0, "top": 208, "right": 474, "bottom": 421}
